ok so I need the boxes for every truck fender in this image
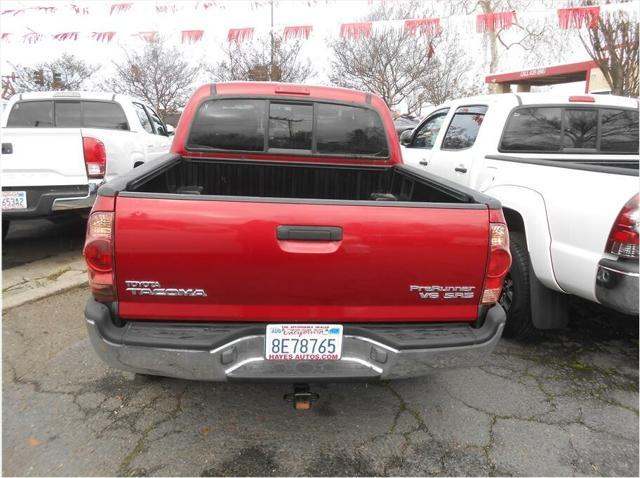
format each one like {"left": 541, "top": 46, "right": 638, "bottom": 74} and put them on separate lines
{"left": 484, "top": 185, "right": 569, "bottom": 330}
{"left": 483, "top": 185, "right": 559, "bottom": 291}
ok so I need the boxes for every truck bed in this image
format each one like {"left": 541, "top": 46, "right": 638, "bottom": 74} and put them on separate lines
{"left": 100, "top": 155, "right": 500, "bottom": 323}
{"left": 107, "top": 154, "right": 489, "bottom": 205}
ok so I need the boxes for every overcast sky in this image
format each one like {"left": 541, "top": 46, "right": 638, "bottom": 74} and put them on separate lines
{"left": 0, "top": 0, "right": 635, "bottom": 102}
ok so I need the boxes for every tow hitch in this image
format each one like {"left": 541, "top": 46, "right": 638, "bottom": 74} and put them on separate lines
{"left": 284, "top": 383, "right": 319, "bottom": 410}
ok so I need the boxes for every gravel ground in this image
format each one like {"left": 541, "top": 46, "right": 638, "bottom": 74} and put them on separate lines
{"left": 3, "top": 287, "right": 638, "bottom": 476}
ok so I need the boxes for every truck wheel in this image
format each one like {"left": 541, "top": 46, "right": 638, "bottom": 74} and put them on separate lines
{"left": 2, "top": 220, "right": 9, "bottom": 240}
{"left": 500, "top": 237, "right": 536, "bottom": 339}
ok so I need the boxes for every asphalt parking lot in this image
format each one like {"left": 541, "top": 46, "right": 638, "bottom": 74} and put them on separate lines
{"left": 3, "top": 279, "right": 638, "bottom": 476}
{"left": 2, "top": 217, "right": 86, "bottom": 269}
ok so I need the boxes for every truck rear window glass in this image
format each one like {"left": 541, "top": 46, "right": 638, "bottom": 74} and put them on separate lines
{"left": 188, "top": 99, "right": 389, "bottom": 158}
{"left": 83, "top": 101, "right": 129, "bottom": 130}
{"left": 441, "top": 105, "right": 487, "bottom": 150}
{"left": 189, "top": 99, "right": 266, "bottom": 151}
{"left": 501, "top": 106, "right": 639, "bottom": 154}
{"left": 269, "top": 102, "right": 312, "bottom": 150}
{"left": 500, "top": 107, "right": 562, "bottom": 152}
{"left": 601, "top": 109, "right": 639, "bottom": 153}
{"left": 55, "top": 101, "right": 82, "bottom": 128}
{"left": 7, "top": 101, "right": 54, "bottom": 127}
{"left": 316, "top": 103, "right": 387, "bottom": 156}
{"left": 563, "top": 109, "right": 597, "bottom": 149}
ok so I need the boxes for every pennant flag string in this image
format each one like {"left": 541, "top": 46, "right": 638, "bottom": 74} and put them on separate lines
{"left": 476, "top": 11, "right": 517, "bottom": 33}
{"left": 0, "top": 3, "right": 632, "bottom": 47}
{"left": 182, "top": 30, "right": 204, "bottom": 43}
{"left": 137, "top": 31, "right": 159, "bottom": 42}
{"left": 110, "top": 3, "right": 133, "bottom": 15}
{"left": 340, "top": 22, "right": 373, "bottom": 39}
{"left": 283, "top": 25, "right": 312, "bottom": 40}
{"left": 92, "top": 32, "right": 116, "bottom": 43}
{"left": 558, "top": 6, "right": 600, "bottom": 29}
{"left": 23, "top": 32, "right": 43, "bottom": 44}
{"left": 227, "top": 28, "right": 254, "bottom": 43}
{"left": 404, "top": 18, "right": 441, "bottom": 36}
{"left": 53, "top": 32, "right": 79, "bottom": 41}
{"left": 70, "top": 4, "right": 90, "bottom": 15}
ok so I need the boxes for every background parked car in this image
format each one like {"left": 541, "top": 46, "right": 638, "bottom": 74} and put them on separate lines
{"left": 393, "top": 113, "right": 420, "bottom": 137}
{"left": 1, "top": 91, "right": 173, "bottom": 238}
{"left": 401, "top": 93, "right": 639, "bottom": 338}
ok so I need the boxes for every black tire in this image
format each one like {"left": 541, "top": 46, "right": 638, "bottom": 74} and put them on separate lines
{"left": 133, "top": 373, "right": 160, "bottom": 384}
{"left": 2, "top": 220, "right": 9, "bottom": 241}
{"left": 500, "top": 235, "right": 536, "bottom": 339}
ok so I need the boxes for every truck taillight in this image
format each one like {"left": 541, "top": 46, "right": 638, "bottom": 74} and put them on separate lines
{"left": 84, "top": 211, "right": 115, "bottom": 302}
{"left": 482, "top": 213, "right": 512, "bottom": 305}
{"left": 83, "top": 137, "right": 106, "bottom": 179}
{"left": 606, "top": 194, "right": 639, "bottom": 259}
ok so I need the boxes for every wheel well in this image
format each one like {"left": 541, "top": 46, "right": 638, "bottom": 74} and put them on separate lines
{"left": 503, "top": 208, "right": 526, "bottom": 244}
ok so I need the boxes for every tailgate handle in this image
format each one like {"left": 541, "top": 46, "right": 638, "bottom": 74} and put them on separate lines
{"left": 277, "top": 225, "right": 342, "bottom": 241}
{"left": 1, "top": 143, "right": 12, "bottom": 154}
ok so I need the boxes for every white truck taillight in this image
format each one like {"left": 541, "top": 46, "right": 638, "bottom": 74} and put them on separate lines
{"left": 83, "top": 137, "right": 106, "bottom": 179}
{"left": 482, "top": 211, "right": 512, "bottom": 305}
{"left": 606, "top": 194, "right": 639, "bottom": 259}
{"left": 84, "top": 211, "right": 115, "bottom": 302}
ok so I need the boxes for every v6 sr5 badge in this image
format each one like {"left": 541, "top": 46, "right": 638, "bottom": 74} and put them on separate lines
{"left": 410, "top": 285, "right": 475, "bottom": 300}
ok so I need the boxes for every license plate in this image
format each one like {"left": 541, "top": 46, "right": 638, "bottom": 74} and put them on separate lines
{"left": 2, "top": 191, "right": 27, "bottom": 210}
{"left": 266, "top": 324, "right": 343, "bottom": 361}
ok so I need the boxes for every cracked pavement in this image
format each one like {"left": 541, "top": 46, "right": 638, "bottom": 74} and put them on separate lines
{"left": 3, "top": 287, "right": 638, "bottom": 476}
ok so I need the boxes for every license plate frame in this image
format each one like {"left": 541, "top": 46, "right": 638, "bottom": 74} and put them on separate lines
{"left": 2, "top": 191, "right": 27, "bottom": 211}
{"left": 265, "top": 324, "right": 343, "bottom": 361}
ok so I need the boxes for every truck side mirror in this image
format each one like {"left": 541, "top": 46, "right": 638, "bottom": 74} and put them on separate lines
{"left": 165, "top": 124, "right": 175, "bottom": 136}
{"left": 400, "top": 129, "right": 413, "bottom": 146}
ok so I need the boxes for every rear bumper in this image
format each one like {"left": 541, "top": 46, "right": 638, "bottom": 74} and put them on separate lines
{"left": 595, "top": 258, "right": 639, "bottom": 316}
{"left": 85, "top": 299, "right": 506, "bottom": 382}
{"left": 2, "top": 183, "right": 98, "bottom": 219}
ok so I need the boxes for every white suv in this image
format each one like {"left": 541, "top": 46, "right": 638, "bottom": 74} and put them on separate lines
{"left": 1, "top": 91, "right": 173, "bottom": 237}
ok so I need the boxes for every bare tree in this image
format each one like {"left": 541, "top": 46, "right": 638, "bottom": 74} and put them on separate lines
{"left": 328, "top": 2, "right": 436, "bottom": 110}
{"left": 10, "top": 54, "right": 98, "bottom": 92}
{"left": 102, "top": 37, "right": 200, "bottom": 119}
{"left": 579, "top": 8, "right": 639, "bottom": 96}
{"left": 408, "top": 32, "right": 483, "bottom": 113}
{"left": 452, "top": 0, "right": 572, "bottom": 90}
{"left": 207, "top": 33, "right": 312, "bottom": 82}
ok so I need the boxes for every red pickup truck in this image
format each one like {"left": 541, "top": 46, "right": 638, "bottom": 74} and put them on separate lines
{"left": 84, "top": 82, "right": 510, "bottom": 403}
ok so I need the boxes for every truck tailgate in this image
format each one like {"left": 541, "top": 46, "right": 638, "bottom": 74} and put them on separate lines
{"left": 114, "top": 196, "right": 490, "bottom": 323}
{"left": 1, "top": 128, "right": 87, "bottom": 187}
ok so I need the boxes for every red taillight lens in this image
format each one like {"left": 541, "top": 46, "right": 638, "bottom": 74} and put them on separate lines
{"left": 83, "top": 137, "right": 106, "bottom": 179}
{"left": 606, "top": 194, "right": 639, "bottom": 259}
{"left": 482, "top": 220, "right": 512, "bottom": 305}
{"left": 84, "top": 212, "right": 115, "bottom": 302}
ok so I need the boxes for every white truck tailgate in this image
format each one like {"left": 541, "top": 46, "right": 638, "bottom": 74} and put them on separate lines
{"left": 1, "top": 128, "right": 88, "bottom": 187}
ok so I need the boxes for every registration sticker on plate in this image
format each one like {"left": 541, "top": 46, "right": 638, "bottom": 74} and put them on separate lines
{"left": 2, "top": 191, "right": 27, "bottom": 210}
{"left": 266, "top": 324, "right": 343, "bottom": 361}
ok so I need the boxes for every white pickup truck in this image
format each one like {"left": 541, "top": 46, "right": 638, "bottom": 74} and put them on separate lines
{"left": 402, "top": 93, "right": 639, "bottom": 338}
{"left": 1, "top": 91, "right": 173, "bottom": 238}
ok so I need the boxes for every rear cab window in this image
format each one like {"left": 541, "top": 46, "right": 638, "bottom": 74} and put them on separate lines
{"left": 83, "top": 101, "right": 129, "bottom": 130}
{"left": 6, "top": 100, "right": 129, "bottom": 130}
{"left": 500, "top": 105, "right": 639, "bottom": 154}
{"left": 7, "top": 101, "right": 54, "bottom": 127}
{"left": 187, "top": 98, "right": 388, "bottom": 158}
